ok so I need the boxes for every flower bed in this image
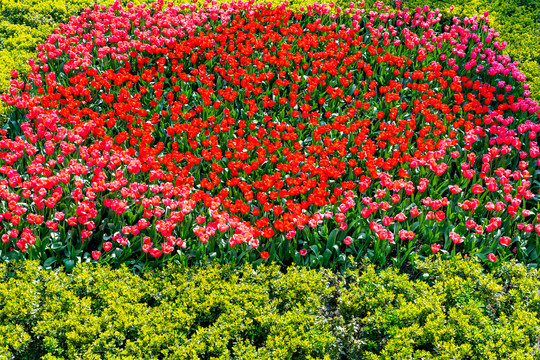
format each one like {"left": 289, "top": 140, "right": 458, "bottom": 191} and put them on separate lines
{"left": 1, "top": 0, "right": 539, "bottom": 271}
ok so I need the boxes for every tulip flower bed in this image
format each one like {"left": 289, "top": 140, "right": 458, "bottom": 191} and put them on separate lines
{"left": 1, "top": 0, "right": 540, "bottom": 272}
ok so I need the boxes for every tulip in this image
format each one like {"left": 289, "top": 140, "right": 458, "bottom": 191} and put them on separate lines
{"left": 500, "top": 236, "right": 511, "bottom": 247}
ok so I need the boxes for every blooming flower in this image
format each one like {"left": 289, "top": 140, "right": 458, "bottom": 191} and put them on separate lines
{"left": 450, "top": 232, "right": 463, "bottom": 244}
{"left": 500, "top": 236, "right": 511, "bottom": 247}
{"left": 0, "top": 0, "right": 535, "bottom": 271}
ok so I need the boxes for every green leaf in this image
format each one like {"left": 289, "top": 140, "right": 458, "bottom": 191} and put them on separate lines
{"left": 280, "top": 238, "right": 290, "bottom": 259}
{"left": 237, "top": 250, "right": 249, "bottom": 262}
{"left": 322, "top": 248, "right": 332, "bottom": 266}
{"left": 528, "top": 245, "right": 539, "bottom": 260}
{"left": 326, "top": 229, "right": 338, "bottom": 249}
{"left": 5, "top": 252, "right": 19, "bottom": 260}
{"left": 50, "top": 242, "right": 66, "bottom": 250}
{"left": 42, "top": 257, "right": 56, "bottom": 269}
{"left": 63, "top": 259, "right": 75, "bottom": 272}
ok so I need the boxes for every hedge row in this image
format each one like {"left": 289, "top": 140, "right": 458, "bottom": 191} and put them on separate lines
{"left": 1, "top": 256, "right": 540, "bottom": 359}
{"left": 0, "top": 0, "right": 538, "bottom": 119}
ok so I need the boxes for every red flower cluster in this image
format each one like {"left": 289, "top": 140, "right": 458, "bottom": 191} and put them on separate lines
{"left": 1, "top": 0, "right": 540, "bottom": 267}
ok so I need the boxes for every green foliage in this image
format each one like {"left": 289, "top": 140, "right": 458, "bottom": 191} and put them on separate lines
{"left": 1, "top": 257, "right": 540, "bottom": 359}
{"left": 332, "top": 255, "right": 540, "bottom": 359}
{"left": 0, "top": 260, "right": 335, "bottom": 359}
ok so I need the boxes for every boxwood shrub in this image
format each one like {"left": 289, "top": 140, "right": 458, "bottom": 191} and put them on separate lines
{"left": 0, "top": 259, "right": 336, "bottom": 360}
{"left": 332, "top": 255, "right": 540, "bottom": 359}
{"left": 1, "top": 256, "right": 540, "bottom": 359}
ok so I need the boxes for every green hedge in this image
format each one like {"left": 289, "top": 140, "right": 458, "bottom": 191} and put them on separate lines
{"left": 1, "top": 256, "right": 540, "bottom": 359}
{"left": 0, "top": 260, "right": 336, "bottom": 360}
{"left": 334, "top": 257, "right": 540, "bottom": 359}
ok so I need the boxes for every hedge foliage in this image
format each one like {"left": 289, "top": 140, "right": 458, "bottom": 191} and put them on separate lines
{"left": 1, "top": 256, "right": 540, "bottom": 359}
{"left": 333, "top": 256, "right": 540, "bottom": 359}
{"left": 0, "top": 0, "right": 538, "bottom": 119}
{"left": 0, "top": 260, "right": 336, "bottom": 360}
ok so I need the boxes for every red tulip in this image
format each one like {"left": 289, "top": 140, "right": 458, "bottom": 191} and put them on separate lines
{"left": 500, "top": 237, "right": 511, "bottom": 247}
